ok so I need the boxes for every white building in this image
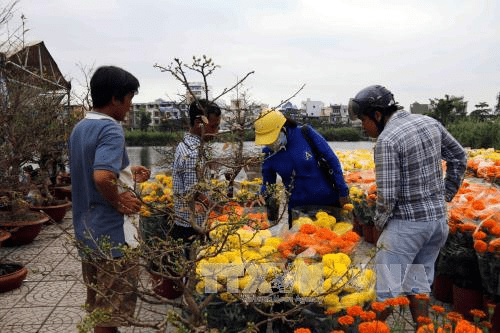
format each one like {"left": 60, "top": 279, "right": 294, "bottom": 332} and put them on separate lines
{"left": 186, "top": 82, "right": 212, "bottom": 104}
{"left": 129, "top": 99, "right": 185, "bottom": 129}
{"left": 301, "top": 98, "right": 324, "bottom": 117}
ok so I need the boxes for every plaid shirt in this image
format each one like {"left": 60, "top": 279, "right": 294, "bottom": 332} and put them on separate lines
{"left": 374, "top": 111, "right": 467, "bottom": 229}
{"left": 172, "top": 133, "right": 206, "bottom": 227}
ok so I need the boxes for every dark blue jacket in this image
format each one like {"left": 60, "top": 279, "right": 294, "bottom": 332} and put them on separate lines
{"left": 261, "top": 125, "right": 349, "bottom": 210}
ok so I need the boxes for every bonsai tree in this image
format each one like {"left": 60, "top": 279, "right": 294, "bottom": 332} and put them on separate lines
{"left": 0, "top": 7, "right": 76, "bottom": 211}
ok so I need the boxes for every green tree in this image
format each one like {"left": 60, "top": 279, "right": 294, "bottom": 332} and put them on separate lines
{"left": 136, "top": 107, "right": 151, "bottom": 131}
{"left": 428, "top": 95, "right": 467, "bottom": 126}
{"left": 469, "top": 102, "right": 491, "bottom": 121}
{"left": 495, "top": 92, "right": 500, "bottom": 116}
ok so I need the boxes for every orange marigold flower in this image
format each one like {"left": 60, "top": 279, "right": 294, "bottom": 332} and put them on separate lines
{"left": 455, "top": 319, "right": 483, "bottom": 333}
{"left": 417, "top": 316, "right": 432, "bottom": 325}
{"left": 417, "top": 324, "right": 445, "bottom": 333}
{"left": 385, "top": 296, "right": 410, "bottom": 306}
{"left": 470, "top": 309, "right": 487, "bottom": 319}
{"left": 472, "top": 200, "right": 486, "bottom": 211}
{"left": 446, "top": 311, "right": 463, "bottom": 322}
{"left": 473, "top": 231, "right": 487, "bottom": 240}
{"left": 359, "top": 310, "right": 376, "bottom": 321}
{"left": 371, "top": 302, "right": 387, "bottom": 312}
{"left": 338, "top": 315, "right": 355, "bottom": 326}
{"left": 294, "top": 328, "right": 311, "bottom": 333}
{"left": 431, "top": 305, "right": 446, "bottom": 314}
{"left": 414, "top": 294, "right": 430, "bottom": 301}
{"left": 459, "top": 222, "right": 477, "bottom": 233}
{"left": 316, "top": 227, "right": 336, "bottom": 240}
{"left": 474, "top": 240, "right": 488, "bottom": 253}
{"left": 491, "top": 226, "right": 500, "bottom": 237}
{"left": 358, "top": 321, "right": 390, "bottom": 333}
{"left": 342, "top": 231, "right": 361, "bottom": 243}
{"left": 299, "top": 223, "right": 318, "bottom": 234}
{"left": 347, "top": 305, "right": 364, "bottom": 317}
{"left": 482, "top": 219, "right": 497, "bottom": 230}
{"left": 488, "top": 239, "right": 500, "bottom": 252}
{"left": 331, "top": 331, "right": 345, "bottom": 333}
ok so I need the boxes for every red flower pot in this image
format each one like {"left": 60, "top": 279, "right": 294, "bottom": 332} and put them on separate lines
{"left": 452, "top": 283, "right": 483, "bottom": 320}
{"left": 0, "top": 211, "right": 49, "bottom": 246}
{"left": 150, "top": 270, "right": 183, "bottom": 300}
{"left": 432, "top": 274, "right": 453, "bottom": 303}
{"left": 30, "top": 200, "right": 72, "bottom": 223}
{"left": 0, "top": 264, "right": 28, "bottom": 293}
{"left": 0, "top": 229, "right": 11, "bottom": 247}
{"left": 372, "top": 227, "right": 382, "bottom": 244}
{"left": 362, "top": 224, "right": 375, "bottom": 244}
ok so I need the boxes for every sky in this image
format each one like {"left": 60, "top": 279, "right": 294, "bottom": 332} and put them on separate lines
{"left": 6, "top": 0, "right": 500, "bottom": 111}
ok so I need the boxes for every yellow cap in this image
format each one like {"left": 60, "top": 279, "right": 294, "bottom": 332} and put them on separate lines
{"left": 254, "top": 110, "right": 286, "bottom": 145}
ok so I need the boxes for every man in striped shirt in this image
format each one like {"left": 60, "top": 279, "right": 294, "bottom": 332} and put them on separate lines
{"left": 349, "top": 85, "right": 467, "bottom": 322}
{"left": 172, "top": 99, "right": 222, "bottom": 244}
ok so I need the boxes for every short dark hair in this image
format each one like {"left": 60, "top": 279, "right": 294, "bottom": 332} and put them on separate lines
{"left": 189, "top": 99, "right": 221, "bottom": 127}
{"left": 90, "top": 66, "right": 140, "bottom": 108}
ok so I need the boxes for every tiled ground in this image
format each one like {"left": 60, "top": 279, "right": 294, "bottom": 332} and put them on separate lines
{"left": 0, "top": 212, "right": 172, "bottom": 333}
{"left": 0, "top": 210, "right": 448, "bottom": 332}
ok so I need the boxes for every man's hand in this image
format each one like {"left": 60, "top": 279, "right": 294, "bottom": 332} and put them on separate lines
{"left": 116, "top": 191, "right": 142, "bottom": 215}
{"left": 131, "top": 165, "right": 150, "bottom": 183}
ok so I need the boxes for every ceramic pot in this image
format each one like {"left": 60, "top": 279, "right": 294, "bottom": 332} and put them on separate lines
{"left": 372, "top": 226, "right": 382, "bottom": 244}
{"left": 0, "top": 263, "right": 28, "bottom": 293}
{"left": 452, "top": 283, "right": 483, "bottom": 320}
{"left": 352, "top": 216, "right": 363, "bottom": 236}
{"left": 30, "top": 200, "right": 72, "bottom": 223}
{"left": 362, "top": 224, "right": 375, "bottom": 244}
{"left": 432, "top": 274, "right": 453, "bottom": 303}
{"left": 49, "top": 185, "right": 72, "bottom": 201}
{"left": 0, "top": 211, "right": 49, "bottom": 246}
{"left": 0, "top": 229, "right": 11, "bottom": 247}
{"left": 150, "top": 270, "right": 183, "bottom": 299}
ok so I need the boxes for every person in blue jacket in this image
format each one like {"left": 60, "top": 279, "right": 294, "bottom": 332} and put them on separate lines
{"left": 254, "top": 110, "right": 349, "bottom": 228}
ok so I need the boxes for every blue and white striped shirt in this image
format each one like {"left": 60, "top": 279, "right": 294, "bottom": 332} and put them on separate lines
{"left": 172, "top": 133, "right": 206, "bottom": 227}
{"left": 374, "top": 111, "right": 467, "bottom": 229}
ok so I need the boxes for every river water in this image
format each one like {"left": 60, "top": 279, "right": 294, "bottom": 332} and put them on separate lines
{"left": 127, "top": 141, "right": 375, "bottom": 177}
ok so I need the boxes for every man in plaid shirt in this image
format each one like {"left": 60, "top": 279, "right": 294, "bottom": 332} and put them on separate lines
{"left": 172, "top": 99, "right": 222, "bottom": 244}
{"left": 348, "top": 85, "right": 467, "bottom": 322}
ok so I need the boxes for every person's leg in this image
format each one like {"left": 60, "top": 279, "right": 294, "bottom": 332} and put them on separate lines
{"left": 405, "top": 217, "right": 448, "bottom": 323}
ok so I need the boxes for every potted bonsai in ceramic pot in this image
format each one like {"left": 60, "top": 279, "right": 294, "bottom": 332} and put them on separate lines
{"left": 0, "top": 22, "right": 77, "bottom": 236}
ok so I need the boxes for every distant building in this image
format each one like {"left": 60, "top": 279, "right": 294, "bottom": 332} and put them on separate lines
{"left": 329, "top": 104, "right": 349, "bottom": 124}
{"left": 410, "top": 102, "right": 433, "bottom": 114}
{"left": 186, "top": 82, "right": 212, "bottom": 104}
{"left": 278, "top": 101, "right": 303, "bottom": 121}
{"left": 301, "top": 98, "right": 324, "bottom": 118}
{"left": 124, "top": 99, "right": 187, "bottom": 130}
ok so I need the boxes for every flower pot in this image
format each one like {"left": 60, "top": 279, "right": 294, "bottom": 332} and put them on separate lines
{"left": 49, "top": 185, "right": 72, "bottom": 201}
{"left": 372, "top": 226, "right": 382, "bottom": 244}
{"left": 0, "top": 263, "right": 28, "bottom": 293}
{"left": 0, "top": 229, "right": 11, "bottom": 247}
{"left": 0, "top": 211, "right": 49, "bottom": 246}
{"left": 432, "top": 274, "right": 453, "bottom": 303}
{"left": 150, "top": 270, "right": 183, "bottom": 299}
{"left": 452, "top": 283, "right": 483, "bottom": 320}
{"left": 362, "top": 224, "right": 375, "bottom": 244}
{"left": 30, "top": 199, "right": 72, "bottom": 223}
{"left": 352, "top": 216, "right": 363, "bottom": 236}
